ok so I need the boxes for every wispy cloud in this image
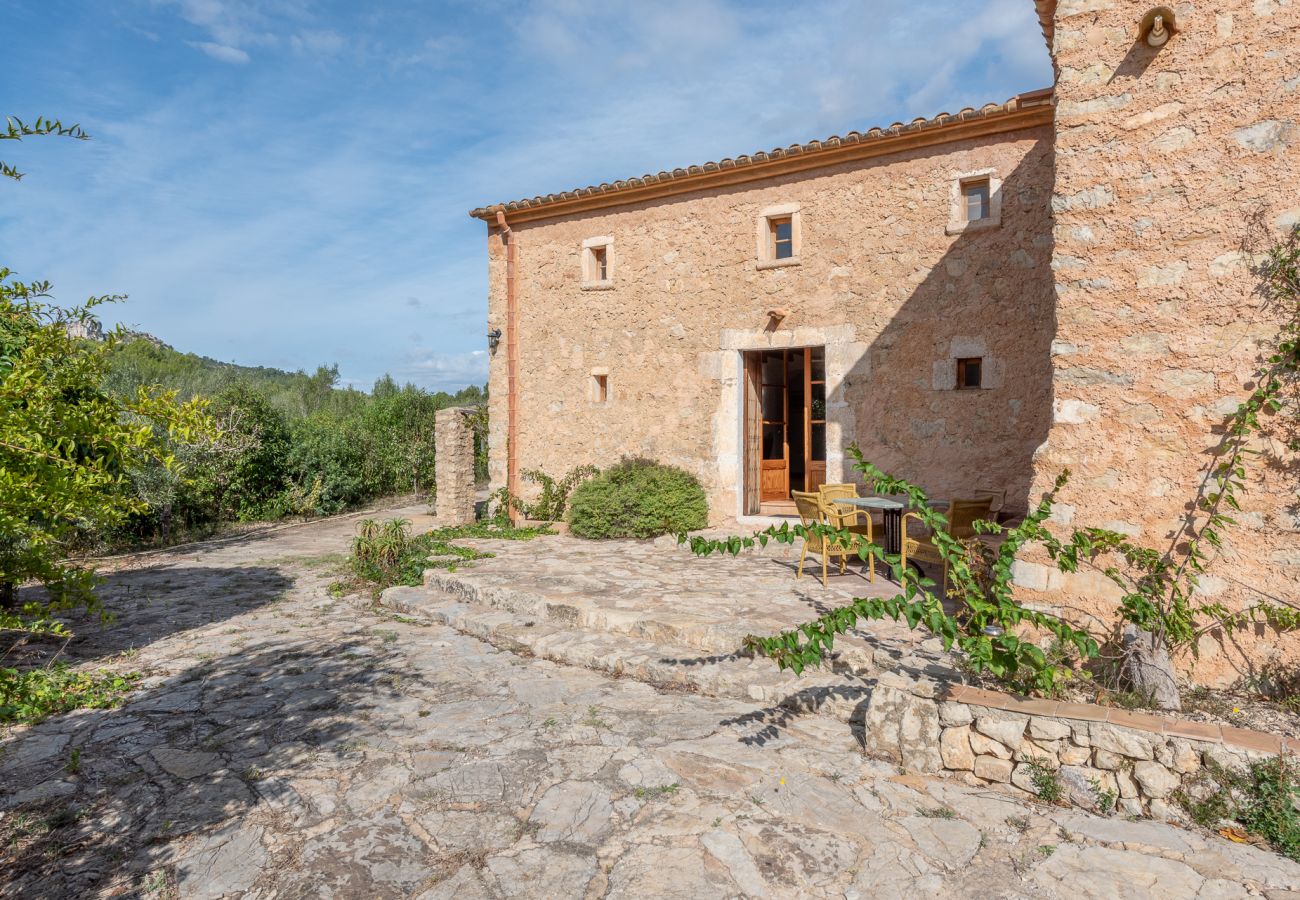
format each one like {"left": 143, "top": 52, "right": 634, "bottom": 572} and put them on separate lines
{"left": 188, "top": 40, "right": 250, "bottom": 63}
{"left": 5, "top": 0, "right": 1051, "bottom": 392}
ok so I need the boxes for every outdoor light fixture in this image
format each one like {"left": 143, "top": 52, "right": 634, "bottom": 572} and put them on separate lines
{"left": 487, "top": 328, "right": 502, "bottom": 351}
{"left": 983, "top": 625, "right": 1005, "bottom": 637}
{"left": 1138, "top": 7, "right": 1176, "bottom": 47}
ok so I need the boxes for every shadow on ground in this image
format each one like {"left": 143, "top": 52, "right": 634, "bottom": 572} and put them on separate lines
{"left": 10, "top": 566, "right": 296, "bottom": 668}
{"left": 0, "top": 634, "right": 411, "bottom": 897}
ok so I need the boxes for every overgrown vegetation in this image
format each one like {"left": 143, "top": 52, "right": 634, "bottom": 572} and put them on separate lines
{"left": 345, "top": 518, "right": 552, "bottom": 596}
{"left": 1176, "top": 757, "right": 1300, "bottom": 862}
{"left": 108, "top": 343, "right": 488, "bottom": 545}
{"left": 490, "top": 465, "right": 599, "bottom": 523}
{"left": 0, "top": 664, "right": 140, "bottom": 725}
{"left": 569, "top": 458, "right": 708, "bottom": 539}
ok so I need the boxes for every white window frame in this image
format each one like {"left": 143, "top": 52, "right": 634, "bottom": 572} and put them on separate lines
{"left": 756, "top": 203, "right": 802, "bottom": 269}
{"left": 581, "top": 236, "right": 615, "bottom": 289}
{"left": 946, "top": 168, "right": 1002, "bottom": 235}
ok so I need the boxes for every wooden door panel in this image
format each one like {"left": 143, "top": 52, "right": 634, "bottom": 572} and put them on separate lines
{"left": 760, "top": 461, "right": 789, "bottom": 501}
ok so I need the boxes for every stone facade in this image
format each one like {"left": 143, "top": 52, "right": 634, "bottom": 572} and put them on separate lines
{"left": 1025, "top": 0, "right": 1300, "bottom": 685}
{"left": 434, "top": 407, "right": 477, "bottom": 526}
{"left": 472, "top": 1, "right": 1300, "bottom": 683}
{"left": 481, "top": 122, "right": 1057, "bottom": 519}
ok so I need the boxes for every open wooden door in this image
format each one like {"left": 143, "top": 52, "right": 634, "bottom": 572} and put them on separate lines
{"left": 743, "top": 354, "right": 762, "bottom": 516}
{"left": 744, "top": 347, "right": 827, "bottom": 510}
{"left": 759, "top": 351, "right": 789, "bottom": 501}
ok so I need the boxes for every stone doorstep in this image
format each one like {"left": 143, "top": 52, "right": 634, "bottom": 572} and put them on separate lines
{"left": 943, "top": 683, "right": 1291, "bottom": 757}
{"left": 379, "top": 585, "right": 866, "bottom": 722}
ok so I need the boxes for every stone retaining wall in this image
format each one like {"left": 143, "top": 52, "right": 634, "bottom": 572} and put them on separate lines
{"left": 864, "top": 671, "right": 1294, "bottom": 820}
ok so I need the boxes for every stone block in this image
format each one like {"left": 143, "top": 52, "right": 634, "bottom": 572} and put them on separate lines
{"left": 1093, "top": 750, "right": 1123, "bottom": 770}
{"left": 1114, "top": 768, "right": 1138, "bottom": 800}
{"left": 973, "top": 756, "right": 1013, "bottom": 783}
{"left": 1058, "top": 745, "right": 1091, "bottom": 766}
{"left": 938, "top": 702, "right": 973, "bottom": 727}
{"left": 1028, "top": 718, "right": 1072, "bottom": 742}
{"left": 862, "top": 685, "right": 942, "bottom": 774}
{"left": 1133, "top": 761, "right": 1181, "bottom": 799}
{"left": 940, "top": 726, "right": 974, "bottom": 771}
{"left": 969, "top": 731, "right": 1012, "bottom": 760}
{"left": 973, "top": 712, "right": 1028, "bottom": 751}
{"left": 1089, "top": 724, "right": 1153, "bottom": 760}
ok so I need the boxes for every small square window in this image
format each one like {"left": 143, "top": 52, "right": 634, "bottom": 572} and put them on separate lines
{"left": 592, "top": 246, "right": 608, "bottom": 281}
{"left": 956, "top": 357, "right": 983, "bottom": 390}
{"left": 963, "top": 179, "right": 991, "bottom": 223}
{"left": 770, "top": 216, "right": 793, "bottom": 260}
{"left": 592, "top": 373, "right": 609, "bottom": 403}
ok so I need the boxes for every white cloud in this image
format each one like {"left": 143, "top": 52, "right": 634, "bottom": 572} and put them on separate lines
{"left": 13, "top": 0, "right": 1052, "bottom": 393}
{"left": 189, "top": 40, "right": 251, "bottom": 63}
{"left": 395, "top": 350, "right": 489, "bottom": 392}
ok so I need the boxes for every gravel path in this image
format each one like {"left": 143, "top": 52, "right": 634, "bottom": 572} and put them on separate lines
{"left": 2, "top": 507, "right": 1296, "bottom": 898}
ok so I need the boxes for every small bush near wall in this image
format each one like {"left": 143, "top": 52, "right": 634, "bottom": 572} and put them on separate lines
{"left": 568, "top": 458, "right": 708, "bottom": 539}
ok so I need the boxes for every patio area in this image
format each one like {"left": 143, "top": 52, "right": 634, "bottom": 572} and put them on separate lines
{"left": 383, "top": 527, "right": 964, "bottom": 716}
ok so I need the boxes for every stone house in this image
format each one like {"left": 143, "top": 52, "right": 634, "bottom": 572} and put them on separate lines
{"left": 470, "top": 0, "right": 1299, "bottom": 685}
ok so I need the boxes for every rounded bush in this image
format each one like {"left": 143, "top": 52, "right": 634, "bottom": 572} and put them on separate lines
{"left": 567, "top": 458, "right": 708, "bottom": 539}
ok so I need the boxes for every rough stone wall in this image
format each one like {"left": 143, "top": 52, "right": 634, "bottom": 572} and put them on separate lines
{"left": 865, "top": 672, "right": 1278, "bottom": 822}
{"left": 434, "top": 407, "right": 477, "bottom": 526}
{"left": 485, "top": 126, "right": 1056, "bottom": 520}
{"left": 1024, "top": 0, "right": 1300, "bottom": 684}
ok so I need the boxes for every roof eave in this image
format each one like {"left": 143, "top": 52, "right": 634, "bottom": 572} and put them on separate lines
{"left": 469, "top": 89, "right": 1054, "bottom": 225}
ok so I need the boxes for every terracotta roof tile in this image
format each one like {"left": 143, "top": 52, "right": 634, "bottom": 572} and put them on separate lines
{"left": 469, "top": 89, "right": 1054, "bottom": 221}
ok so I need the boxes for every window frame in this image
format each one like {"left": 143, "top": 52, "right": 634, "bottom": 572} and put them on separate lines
{"left": 591, "top": 370, "right": 610, "bottom": 404}
{"left": 756, "top": 203, "right": 802, "bottom": 269}
{"left": 946, "top": 168, "right": 1002, "bottom": 235}
{"left": 581, "top": 236, "right": 615, "bottom": 289}
{"left": 956, "top": 357, "right": 983, "bottom": 390}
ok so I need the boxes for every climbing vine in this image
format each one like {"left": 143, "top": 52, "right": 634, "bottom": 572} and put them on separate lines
{"left": 682, "top": 453, "right": 1098, "bottom": 695}
{"left": 684, "top": 225, "right": 1300, "bottom": 707}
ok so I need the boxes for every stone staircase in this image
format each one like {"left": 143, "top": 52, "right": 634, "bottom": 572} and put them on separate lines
{"left": 378, "top": 579, "right": 878, "bottom": 725}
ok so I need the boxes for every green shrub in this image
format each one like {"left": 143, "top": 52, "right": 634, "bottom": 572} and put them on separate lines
{"left": 567, "top": 458, "right": 708, "bottom": 539}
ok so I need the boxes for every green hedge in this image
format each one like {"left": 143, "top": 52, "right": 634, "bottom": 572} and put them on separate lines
{"left": 567, "top": 458, "right": 708, "bottom": 539}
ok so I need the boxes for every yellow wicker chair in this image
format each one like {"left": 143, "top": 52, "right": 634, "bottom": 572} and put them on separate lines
{"left": 792, "top": 490, "right": 862, "bottom": 586}
{"left": 900, "top": 496, "right": 995, "bottom": 594}
{"left": 818, "top": 484, "right": 877, "bottom": 583}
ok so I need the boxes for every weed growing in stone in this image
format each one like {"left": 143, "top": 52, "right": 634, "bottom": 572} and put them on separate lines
{"left": 1027, "top": 758, "right": 1062, "bottom": 804}
{"left": 1088, "top": 777, "right": 1117, "bottom": 815}
{"left": 917, "top": 805, "right": 956, "bottom": 819}
{"left": 1175, "top": 757, "right": 1300, "bottom": 862}
{"left": 633, "top": 783, "right": 680, "bottom": 799}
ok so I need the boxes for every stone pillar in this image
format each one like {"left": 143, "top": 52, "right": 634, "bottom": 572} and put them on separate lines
{"left": 435, "top": 407, "right": 477, "bottom": 526}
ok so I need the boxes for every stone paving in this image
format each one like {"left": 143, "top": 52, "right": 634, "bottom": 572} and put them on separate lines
{"left": 2, "top": 509, "right": 1298, "bottom": 898}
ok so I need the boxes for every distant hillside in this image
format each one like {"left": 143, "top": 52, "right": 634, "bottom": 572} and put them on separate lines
{"left": 104, "top": 332, "right": 484, "bottom": 419}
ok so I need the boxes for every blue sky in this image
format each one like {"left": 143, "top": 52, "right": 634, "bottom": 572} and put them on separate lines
{"left": 1, "top": 0, "right": 1052, "bottom": 393}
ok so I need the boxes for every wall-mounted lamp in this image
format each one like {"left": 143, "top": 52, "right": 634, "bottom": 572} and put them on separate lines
{"left": 767, "top": 307, "right": 790, "bottom": 324}
{"left": 487, "top": 328, "right": 502, "bottom": 351}
{"left": 1138, "top": 6, "right": 1176, "bottom": 47}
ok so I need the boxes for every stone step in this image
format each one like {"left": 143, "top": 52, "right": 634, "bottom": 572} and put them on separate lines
{"left": 420, "top": 567, "right": 880, "bottom": 676}
{"left": 380, "top": 585, "right": 871, "bottom": 723}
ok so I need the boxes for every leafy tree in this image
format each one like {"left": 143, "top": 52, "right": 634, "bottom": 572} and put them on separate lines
{"left": 1, "top": 115, "right": 212, "bottom": 640}
{"left": 0, "top": 274, "right": 211, "bottom": 623}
